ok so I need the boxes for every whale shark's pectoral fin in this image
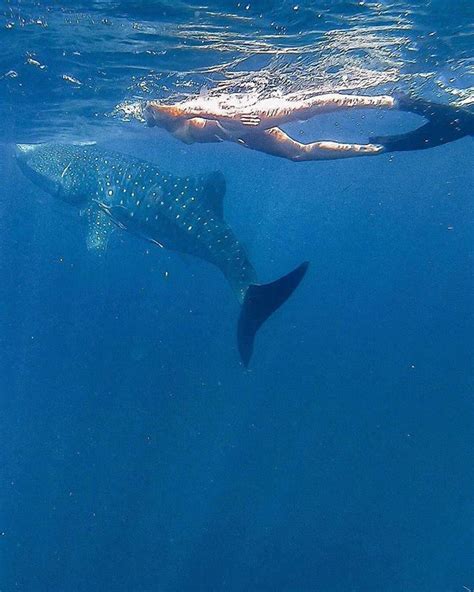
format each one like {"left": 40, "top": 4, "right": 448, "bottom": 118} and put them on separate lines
{"left": 81, "top": 206, "right": 116, "bottom": 252}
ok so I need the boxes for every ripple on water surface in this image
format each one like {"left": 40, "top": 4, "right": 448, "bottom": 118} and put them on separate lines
{"left": 0, "top": 0, "right": 472, "bottom": 141}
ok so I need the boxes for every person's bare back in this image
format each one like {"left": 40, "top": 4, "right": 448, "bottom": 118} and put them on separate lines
{"left": 145, "top": 93, "right": 395, "bottom": 131}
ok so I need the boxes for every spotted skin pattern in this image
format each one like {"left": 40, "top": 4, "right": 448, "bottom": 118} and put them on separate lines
{"left": 16, "top": 143, "right": 257, "bottom": 302}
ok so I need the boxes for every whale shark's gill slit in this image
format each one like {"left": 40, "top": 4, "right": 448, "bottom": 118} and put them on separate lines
{"left": 60, "top": 161, "right": 72, "bottom": 179}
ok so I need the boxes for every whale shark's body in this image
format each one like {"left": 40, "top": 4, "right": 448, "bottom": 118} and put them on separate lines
{"left": 15, "top": 143, "right": 308, "bottom": 365}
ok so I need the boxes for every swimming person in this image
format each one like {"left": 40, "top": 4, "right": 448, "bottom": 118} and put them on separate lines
{"left": 143, "top": 92, "right": 473, "bottom": 161}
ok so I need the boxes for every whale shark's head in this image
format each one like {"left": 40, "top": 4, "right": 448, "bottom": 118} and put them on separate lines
{"left": 15, "top": 143, "right": 91, "bottom": 205}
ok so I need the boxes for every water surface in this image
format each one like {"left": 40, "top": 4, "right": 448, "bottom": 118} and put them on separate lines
{"left": 0, "top": 1, "right": 473, "bottom": 590}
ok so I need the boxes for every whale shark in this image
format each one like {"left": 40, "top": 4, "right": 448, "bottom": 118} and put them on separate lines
{"left": 15, "top": 143, "right": 308, "bottom": 366}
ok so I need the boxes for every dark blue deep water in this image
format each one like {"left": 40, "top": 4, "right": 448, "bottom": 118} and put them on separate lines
{"left": 1, "top": 1, "right": 473, "bottom": 590}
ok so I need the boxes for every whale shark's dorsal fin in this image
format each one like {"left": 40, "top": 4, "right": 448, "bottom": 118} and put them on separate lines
{"left": 199, "top": 171, "right": 226, "bottom": 219}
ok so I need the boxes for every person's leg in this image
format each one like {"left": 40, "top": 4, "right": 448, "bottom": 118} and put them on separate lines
{"left": 240, "top": 128, "right": 384, "bottom": 161}
{"left": 297, "top": 139, "right": 384, "bottom": 161}
{"left": 225, "top": 94, "right": 397, "bottom": 129}
{"left": 302, "top": 93, "right": 396, "bottom": 116}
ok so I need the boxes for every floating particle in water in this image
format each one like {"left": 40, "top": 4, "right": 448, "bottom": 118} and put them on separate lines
{"left": 26, "top": 56, "right": 47, "bottom": 70}
{"left": 62, "top": 74, "right": 82, "bottom": 86}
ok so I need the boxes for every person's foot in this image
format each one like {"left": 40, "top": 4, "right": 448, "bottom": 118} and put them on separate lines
{"left": 391, "top": 92, "right": 421, "bottom": 111}
{"left": 354, "top": 143, "right": 385, "bottom": 154}
{"left": 369, "top": 134, "right": 402, "bottom": 151}
{"left": 391, "top": 92, "right": 467, "bottom": 121}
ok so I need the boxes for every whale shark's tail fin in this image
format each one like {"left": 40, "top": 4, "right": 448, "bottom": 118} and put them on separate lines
{"left": 238, "top": 261, "right": 309, "bottom": 367}
{"left": 370, "top": 95, "right": 474, "bottom": 152}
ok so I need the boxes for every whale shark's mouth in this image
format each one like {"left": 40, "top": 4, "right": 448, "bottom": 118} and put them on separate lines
{"left": 16, "top": 143, "right": 38, "bottom": 154}
{"left": 14, "top": 143, "right": 62, "bottom": 199}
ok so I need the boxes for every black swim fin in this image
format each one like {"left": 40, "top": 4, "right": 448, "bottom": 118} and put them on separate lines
{"left": 371, "top": 94, "right": 474, "bottom": 152}
{"left": 237, "top": 261, "right": 309, "bottom": 367}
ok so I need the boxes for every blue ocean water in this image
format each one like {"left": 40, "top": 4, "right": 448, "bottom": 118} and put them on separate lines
{"left": 0, "top": 1, "right": 473, "bottom": 590}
